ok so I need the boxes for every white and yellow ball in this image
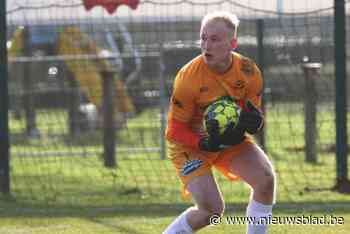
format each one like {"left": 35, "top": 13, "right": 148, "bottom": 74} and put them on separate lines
{"left": 203, "top": 97, "right": 240, "bottom": 135}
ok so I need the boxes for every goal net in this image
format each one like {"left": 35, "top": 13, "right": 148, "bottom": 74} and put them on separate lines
{"left": 6, "top": 0, "right": 350, "bottom": 207}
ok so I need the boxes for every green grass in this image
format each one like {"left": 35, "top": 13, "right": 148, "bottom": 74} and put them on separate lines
{"left": 3, "top": 103, "right": 350, "bottom": 233}
{"left": 8, "top": 103, "right": 350, "bottom": 206}
{"left": 1, "top": 197, "right": 350, "bottom": 234}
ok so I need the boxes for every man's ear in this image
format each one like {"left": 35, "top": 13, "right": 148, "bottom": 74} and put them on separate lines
{"left": 231, "top": 38, "right": 238, "bottom": 50}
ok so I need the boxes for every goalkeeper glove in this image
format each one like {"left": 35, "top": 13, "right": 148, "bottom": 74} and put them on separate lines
{"left": 198, "top": 136, "right": 223, "bottom": 152}
{"left": 238, "top": 100, "right": 264, "bottom": 134}
{"left": 220, "top": 122, "right": 246, "bottom": 146}
{"left": 199, "top": 119, "right": 223, "bottom": 152}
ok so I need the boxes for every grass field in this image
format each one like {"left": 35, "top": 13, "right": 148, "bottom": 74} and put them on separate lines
{"left": 1, "top": 196, "right": 350, "bottom": 234}
{"left": 2, "top": 103, "right": 350, "bottom": 233}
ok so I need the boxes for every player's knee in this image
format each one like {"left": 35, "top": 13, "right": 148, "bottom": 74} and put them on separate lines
{"left": 212, "top": 200, "right": 225, "bottom": 216}
{"left": 256, "top": 169, "right": 275, "bottom": 196}
{"left": 197, "top": 207, "right": 225, "bottom": 227}
{"left": 198, "top": 200, "right": 225, "bottom": 219}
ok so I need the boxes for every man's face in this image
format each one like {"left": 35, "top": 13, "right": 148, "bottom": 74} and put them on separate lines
{"left": 200, "top": 20, "right": 233, "bottom": 71}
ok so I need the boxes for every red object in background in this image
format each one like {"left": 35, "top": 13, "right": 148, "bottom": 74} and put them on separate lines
{"left": 83, "top": 0, "right": 140, "bottom": 14}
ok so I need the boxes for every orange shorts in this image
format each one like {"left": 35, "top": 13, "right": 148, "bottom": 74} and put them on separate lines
{"left": 167, "top": 137, "right": 255, "bottom": 199}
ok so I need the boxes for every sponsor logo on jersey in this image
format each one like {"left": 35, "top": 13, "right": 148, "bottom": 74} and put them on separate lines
{"left": 181, "top": 159, "right": 203, "bottom": 176}
{"left": 200, "top": 86, "right": 209, "bottom": 93}
{"left": 172, "top": 96, "right": 184, "bottom": 108}
{"left": 240, "top": 58, "right": 255, "bottom": 76}
{"left": 234, "top": 80, "right": 245, "bottom": 89}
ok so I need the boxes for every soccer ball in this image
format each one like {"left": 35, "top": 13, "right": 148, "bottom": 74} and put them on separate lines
{"left": 203, "top": 96, "right": 241, "bottom": 135}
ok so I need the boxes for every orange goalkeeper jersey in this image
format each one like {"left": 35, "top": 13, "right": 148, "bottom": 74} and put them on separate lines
{"left": 166, "top": 52, "right": 263, "bottom": 141}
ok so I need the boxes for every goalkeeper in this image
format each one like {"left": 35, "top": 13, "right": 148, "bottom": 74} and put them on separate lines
{"left": 163, "top": 11, "right": 276, "bottom": 234}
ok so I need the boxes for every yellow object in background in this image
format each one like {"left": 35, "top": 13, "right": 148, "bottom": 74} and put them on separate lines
{"left": 58, "top": 26, "right": 135, "bottom": 114}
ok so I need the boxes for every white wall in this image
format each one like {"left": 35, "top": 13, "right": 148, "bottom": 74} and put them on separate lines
{"left": 6, "top": 0, "right": 350, "bottom": 23}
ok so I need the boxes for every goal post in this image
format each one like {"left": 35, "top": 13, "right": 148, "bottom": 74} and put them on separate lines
{"left": 333, "top": 0, "right": 350, "bottom": 193}
{"left": 0, "top": 0, "right": 10, "bottom": 194}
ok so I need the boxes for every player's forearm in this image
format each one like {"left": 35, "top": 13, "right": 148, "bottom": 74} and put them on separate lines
{"left": 166, "top": 118, "right": 200, "bottom": 150}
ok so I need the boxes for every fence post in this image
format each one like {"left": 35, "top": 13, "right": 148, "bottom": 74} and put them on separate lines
{"left": 256, "top": 19, "right": 266, "bottom": 151}
{"left": 302, "top": 62, "right": 321, "bottom": 163}
{"left": 333, "top": 0, "right": 350, "bottom": 193}
{"left": 159, "top": 49, "right": 167, "bottom": 160}
{"left": 67, "top": 72, "right": 81, "bottom": 137}
{"left": 102, "top": 70, "right": 116, "bottom": 168}
{"left": 23, "top": 28, "right": 39, "bottom": 138}
{"left": 0, "top": 0, "right": 10, "bottom": 194}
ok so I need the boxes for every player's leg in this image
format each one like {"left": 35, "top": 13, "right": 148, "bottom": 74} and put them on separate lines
{"left": 186, "top": 173, "right": 225, "bottom": 230}
{"left": 163, "top": 173, "right": 224, "bottom": 234}
{"left": 214, "top": 141, "right": 275, "bottom": 234}
{"left": 228, "top": 143, "right": 275, "bottom": 204}
{"left": 163, "top": 143, "right": 224, "bottom": 234}
{"left": 228, "top": 143, "right": 275, "bottom": 234}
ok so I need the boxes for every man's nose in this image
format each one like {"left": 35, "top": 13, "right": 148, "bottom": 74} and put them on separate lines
{"left": 202, "top": 40, "right": 211, "bottom": 50}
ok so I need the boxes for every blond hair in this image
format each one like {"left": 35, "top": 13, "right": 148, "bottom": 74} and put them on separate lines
{"left": 201, "top": 11, "right": 240, "bottom": 38}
